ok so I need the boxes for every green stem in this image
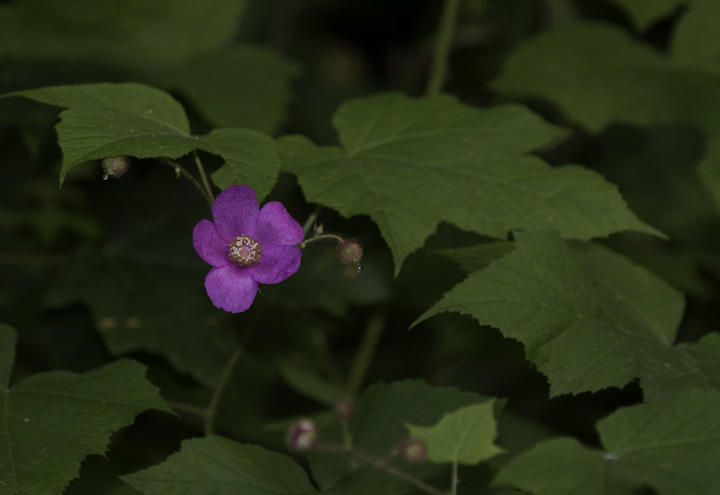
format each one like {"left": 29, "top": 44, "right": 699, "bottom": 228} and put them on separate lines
{"left": 297, "top": 233, "right": 344, "bottom": 249}
{"left": 346, "top": 313, "right": 385, "bottom": 397}
{"left": 302, "top": 205, "right": 323, "bottom": 235}
{"left": 166, "top": 400, "right": 207, "bottom": 416}
{"left": 192, "top": 150, "right": 215, "bottom": 204}
{"left": 203, "top": 321, "right": 259, "bottom": 435}
{"left": 204, "top": 345, "right": 244, "bottom": 435}
{"left": 157, "top": 158, "right": 213, "bottom": 207}
{"left": 426, "top": 0, "right": 462, "bottom": 96}
{"left": 316, "top": 444, "right": 447, "bottom": 495}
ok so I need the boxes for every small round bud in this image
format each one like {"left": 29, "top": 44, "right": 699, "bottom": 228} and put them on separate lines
{"left": 333, "top": 397, "right": 355, "bottom": 421}
{"left": 396, "top": 438, "right": 427, "bottom": 464}
{"left": 101, "top": 155, "right": 130, "bottom": 179}
{"left": 336, "top": 238, "right": 363, "bottom": 265}
{"left": 286, "top": 419, "right": 318, "bottom": 452}
{"left": 314, "top": 223, "right": 325, "bottom": 235}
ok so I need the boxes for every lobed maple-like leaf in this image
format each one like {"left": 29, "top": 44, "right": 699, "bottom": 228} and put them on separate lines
{"left": 491, "top": 8, "right": 720, "bottom": 210}
{"left": 309, "top": 380, "right": 494, "bottom": 494}
{"left": 406, "top": 401, "right": 504, "bottom": 465}
{"left": 494, "top": 389, "right": 720, "bottom": 495}
{"left": 3, "top": 82, "right": 281, "bottom": 198}
{"left": 280, "top": 92, "right": 659, "bottom": 274}
{"left": 415, "top": 232, "right": 690, "bottom": 397}
{"left": 122, "top": 436, "right": 317, "bottom": 495}
{"left": 0, "top": 324, "right": 171, "bottom": 495}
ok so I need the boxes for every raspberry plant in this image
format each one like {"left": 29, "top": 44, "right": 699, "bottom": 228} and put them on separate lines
{"left": 1, "top": 1, "right": 720, "bottom": 494}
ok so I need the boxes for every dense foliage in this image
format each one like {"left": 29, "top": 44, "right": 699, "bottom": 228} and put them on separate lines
{"left": 2, "top": 1, "right": 720, "bottom": 494}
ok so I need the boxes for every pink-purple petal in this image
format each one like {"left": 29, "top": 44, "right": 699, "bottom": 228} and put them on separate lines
{"left": 212, "top": 185, "right": 259, "bottom": 242}
{"left": 193, "top": 220, "right": 231, "bottom": 268}
{"left": 249, "top": 245, "right": 302, "bottom": 284}
{"left": 255, "top": 202, "right": 305, "bottom": 247}
{"left": 205, "top": 265, "right": 259, "bottom": 313}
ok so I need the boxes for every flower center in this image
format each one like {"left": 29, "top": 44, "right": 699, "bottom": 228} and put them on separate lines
{"left": 228, "top": 235, "right": 262, "bottom": 266}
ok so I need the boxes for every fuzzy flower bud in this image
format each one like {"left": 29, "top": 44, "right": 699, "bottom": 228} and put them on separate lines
{"left": 336, "top": 238, "right": 363, "bottom": 265}
{"left": 101, "top": 155, "right": 130, "bottom": 179}
{"left": 396, "top": 438, "right": 427, "bottom": 464}
{"left": 287, "top": 419, "right": 318, "bottom": 452}
{"left": 333, "top": 397, "right": 355, "bottom": 421}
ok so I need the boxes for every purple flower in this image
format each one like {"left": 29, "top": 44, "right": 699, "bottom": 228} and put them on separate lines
{"left": 193, "top": 185, "right": 304, "bottom": 313}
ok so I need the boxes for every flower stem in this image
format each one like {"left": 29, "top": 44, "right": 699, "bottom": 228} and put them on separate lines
{"left": 426, "top": 0, "right": 462, "bottom": 96}
{"left": 316, "top": 443, "right": 447, "bottom": 495}
{"left": 302, "top": 205, "right": 323, "bottom": 235}
{"left": 166, "top": 400, "right": 207, "bottom": 416}
{"left": 156, "top": 158, "right": 213, "bottom": 207}
{"left": 450, "top": 461, "right": 459, "bottom": 495}
{"left": 192, "top": 150, "right": 215, "bottom": 204}
{"left": 346, "top": 312, "right": 385, "bottom": 397}
{"left": 298, "top": 233, "right": 344, "bottom": 249}
{"left": 203, "top": 323, "right": 257, "bottom": 435}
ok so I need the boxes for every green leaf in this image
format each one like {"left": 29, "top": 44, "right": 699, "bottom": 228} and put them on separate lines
{"left": 648, "top": 332, "right": 720, "bottom": 398}
{"left": 45, "top": 247, "right": 238, "bottom": 389}
{"left": 122, "top": 436, "right": 317, "bottom": 495}
{"left": 0, "top": 325, "right": 170, "bottom": 495}
{"left": 149, "top": 45, "right": 300, "bottom": 134}
{"left": 280, "top": 92, "right": 658, "bottom": 274}
{"left": 414, "top": 232, "right": 686, "bottom": 396}
{"left": 490, "top": 17, "right": 720, "bottom": 210}
{"left": 495, "top": 438, "right": 605, "bottom": 495}
{"left": 407, "top": 401, "right": 503, "bottom": 465}
{"left": 608, "top": 0, "right": 686, "bottom": 31}
{"left": 199, "top": 128, "right": 280, "bottom": 201}
{"left": 431, "top": 241, "right": 515, "bottom": 273}
{"left": 491, "top": 22, "right": 674, "bottom": 133}
{"left": 672, "top": 1, "right": 720, "bottom": 72}
{"left": 0, "top": 0, "right": 247, "bottom": 64}
{"left": 309, "top": 380, "right": 490, "bottom": 493}
{"left": 4, "top": 83, "right": 196, "bottom": 185}
{"left": 495, "top": 389, "right": 720, "bottom": 495}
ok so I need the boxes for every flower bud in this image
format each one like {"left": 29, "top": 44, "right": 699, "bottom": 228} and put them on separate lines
{"left": 314, "top": 223, "right": 325, "bottom": 235}
{"left": 101, "top": 155, "right": 130, "bottom": 179}
{"left": 333, "top": 397, "right": 355, "bottom": 421}
{"left": 336, "top": 238, "right": 363, "bottom": 265}
{"left": 286, "top": 419, "right": 318, "bottom": 452}
{"left": 396, "top": 438, "right": 427, "bottom": 464}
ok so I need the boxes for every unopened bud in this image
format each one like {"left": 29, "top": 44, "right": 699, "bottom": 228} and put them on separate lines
{"left": 333, "top": 397, "right": 355, "bottom": 421}
{"left": 287, "top": 419, "right": 318, "bottom": 452}
{"left": 336, "top": 238, "right": 363, "bottom": 265}
{"left": 101, "top": 155, "right": 130, "bottom": 179}
{"left": 396, "top": 438, "right": 427, "bottom": 464}
{"left": 314, "top": 223, "right": 324, "bottom": 235}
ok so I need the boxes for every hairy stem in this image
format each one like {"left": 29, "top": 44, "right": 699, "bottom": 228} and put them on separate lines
{"left": 166, "top": 400, "right": 207, "bottom": 416}
{"left": 204, "top": 344, "right": 245, "bottom": 435}
{"left": 347, "top": 312, "right": 385, "bottom": 397}
{"left": 301, "top": 205, "right": 323, "bottom": 235}
{"left": 298, "top": 233, "right": 344, "bottom": 249}
{"left": 316, "top": 444, "right": 447, "bottom": 495}
{"left": 203, "top": 312, "right": 262, "bottom": 435}
{"left": 426, "top": 0, "right": 462, "bottom": 96}
{"left": 156, "top": 158, "right": 213, "bottom": 207}
{"left": 192, "top": 150, "right": 215, "bottom": 204}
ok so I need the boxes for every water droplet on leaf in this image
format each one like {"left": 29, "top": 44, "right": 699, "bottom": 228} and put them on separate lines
{"left": 357, "top": 264, "right": 363, "bottom": 273}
